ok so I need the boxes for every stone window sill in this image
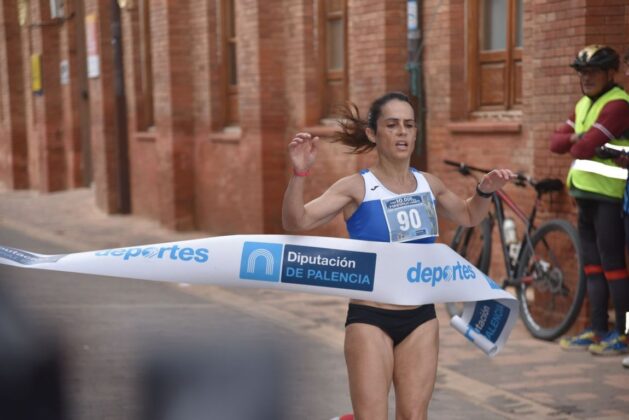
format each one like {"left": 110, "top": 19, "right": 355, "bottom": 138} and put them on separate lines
{"left": 135, "top": 131, "right": 157, "bottom": 142}
{"left": 448, "top": 110, "right": 522, "bottom": 134}
{"left": 447, "top": 120, "right": 522, "bottom": 134}
{"left": 302, "top": 120, "right": 340, "bottom": 137}
{"left": 210, "top": 126, "right": 241, "bottom": 144}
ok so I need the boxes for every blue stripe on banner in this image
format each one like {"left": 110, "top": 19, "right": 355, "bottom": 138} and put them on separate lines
{"left": 281, "top": 244, "right": 376, "bottom": 292}
{"left": 468, "top": 300, "right": 510, "bottom": 344}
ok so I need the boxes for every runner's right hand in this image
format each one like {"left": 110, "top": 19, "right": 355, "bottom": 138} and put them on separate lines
{"left": 288, "top": 132, "right": 319, "bottom": 173}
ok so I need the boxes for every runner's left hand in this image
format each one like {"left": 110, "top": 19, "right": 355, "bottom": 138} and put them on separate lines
{"left": 478, "top": 169, "right": 516, "bottom": 194}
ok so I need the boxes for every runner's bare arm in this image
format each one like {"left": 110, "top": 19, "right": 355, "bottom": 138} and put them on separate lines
{"left": 282, "top": 174, "right": 361, "bottom": 232}
{"left": 424, "top": 170, "right": 515, "bottom": 227}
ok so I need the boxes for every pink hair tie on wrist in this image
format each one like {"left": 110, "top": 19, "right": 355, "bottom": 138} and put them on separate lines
{"left": 293, "top": 168, "right": 310, "bottom": 177}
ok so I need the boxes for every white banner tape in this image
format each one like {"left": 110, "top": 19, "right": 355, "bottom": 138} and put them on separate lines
{"left": 0, "top": 235, "right": 518, "bottom": 356}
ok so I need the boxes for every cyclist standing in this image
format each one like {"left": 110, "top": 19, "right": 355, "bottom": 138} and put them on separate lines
{"left": 550, "top": 45, "right": 629, "bottom": 356}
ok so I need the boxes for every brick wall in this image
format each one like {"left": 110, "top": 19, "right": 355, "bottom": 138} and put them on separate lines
{"left": 194, "top": 0, "right": 268, "bottom": 235}
{"left": 85, "top": 0, "right": 123, "bottom": 212}
{"left": 259, "top": 0, "right": 288, "bottom": 234}
{"left": 151, "top": 0, "right": 196, "bottom": 230}
{"left": 59, "top": 1, "right": 83, "bottom": 189}
{"left": 21, "top": 2, "right": 36, "bottom": 190}
{"left": 2, "top": 0, "right": 627, "bottom": 338}
{"left": 31, "top": 0, "right": 66, "bottom": 192}
{"left": 2, "top": 0, "right": 628, "bottom": 250}
{"left": 121, "top": 3, "right": 160, "bottom": 221}
{"left": 0, "top": 0, "right": 28, "bottom": 189}
{"left": 283, "top": 0, "right": 348, "bottom": 239}
{"left": 283, "top": 0, "right": 317, "bottom": 128}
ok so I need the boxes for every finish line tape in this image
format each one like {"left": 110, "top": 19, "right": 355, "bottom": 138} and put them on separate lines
{"left": 0, "top": 235, "right": 518, "bottom": 356}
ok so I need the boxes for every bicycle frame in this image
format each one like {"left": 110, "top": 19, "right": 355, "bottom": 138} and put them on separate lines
{"left": 443, "top": 159, "right": 564, "bottom": 288}
{"left": 444, "top": 159, "right": 585, "bottom": 339}
{"left": 490, "top": 188, "right": 540, "bottom": 288}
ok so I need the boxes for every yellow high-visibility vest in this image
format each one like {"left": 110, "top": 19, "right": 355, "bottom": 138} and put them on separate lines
{"left": 567, "top": 86, "right": 629, "bottom": 199}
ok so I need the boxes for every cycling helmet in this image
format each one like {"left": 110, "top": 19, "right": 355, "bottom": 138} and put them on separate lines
{"left": 570, "top": 45, "right": 620, "bottom": 71}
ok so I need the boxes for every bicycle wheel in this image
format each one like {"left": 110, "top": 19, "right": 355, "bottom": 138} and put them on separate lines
{"left": 516, "top": 219, "right": 586, "bottom": 341}
{"left": 445, "top": 217, "right": 492, "bottom": 317}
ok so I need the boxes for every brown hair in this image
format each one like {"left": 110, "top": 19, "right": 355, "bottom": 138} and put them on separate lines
{"left": 332, "top": 92, "right": 413, "bottom": 154}
{"left": 624, "top": 49, "right": 629, "bottom": 64}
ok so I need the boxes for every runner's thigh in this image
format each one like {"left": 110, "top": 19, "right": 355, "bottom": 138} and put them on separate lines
{"left": 392, "top": 318, "right": 439, "bottom": 420}
{"left": 345, "top": 323, "right": 395, "bottom": 420}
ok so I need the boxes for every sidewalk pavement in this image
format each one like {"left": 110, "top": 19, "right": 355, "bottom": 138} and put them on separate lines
{"left": 1, "top": 186, "right": 628, "bottom": 419}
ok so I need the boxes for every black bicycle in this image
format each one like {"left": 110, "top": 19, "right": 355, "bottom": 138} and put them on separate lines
{"left": 444, "top": 160, "right": 586, "bottom": 341}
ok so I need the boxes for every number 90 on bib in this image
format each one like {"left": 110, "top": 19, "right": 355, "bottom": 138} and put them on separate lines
{"left": 381, "top": 193, "right": 438, "bottom": 242}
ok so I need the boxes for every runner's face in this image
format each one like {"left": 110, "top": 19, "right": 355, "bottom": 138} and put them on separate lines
{"left": 578, "top": 67, "right": 612, "bottom": 97}
{"left": 374, "top": 100, "right": 416, "bottom": 159}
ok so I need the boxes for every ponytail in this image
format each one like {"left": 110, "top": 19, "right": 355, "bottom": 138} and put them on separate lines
{"left": 331, "top": 91, "right": 412, "bottom": 154}
{"left": 331, "top": 103, "right": 375, "bottom": 154}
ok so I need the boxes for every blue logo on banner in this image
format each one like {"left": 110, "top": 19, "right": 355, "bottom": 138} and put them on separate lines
{"left": 95, "top": 245, "right": 209, "bottom": 263}
{"left": 406, "top": 260, "right": 476, "bottom": 287}
{"left": 240, "top": 242, "right": 284, "bottom": 282}
{"left": 468, "top": 300, "right": 510, "bottom": 343}
{"left": 281, "top": 245, "right": 376, "bottom": 292}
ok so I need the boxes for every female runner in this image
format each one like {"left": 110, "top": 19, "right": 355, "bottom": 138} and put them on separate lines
{"left": 282, "top": 92, "right": 514, "bottom": 419}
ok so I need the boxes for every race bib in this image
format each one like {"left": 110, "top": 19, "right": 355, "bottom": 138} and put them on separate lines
{"left": 381, "top": 193, "right": 438, "bottom": 242}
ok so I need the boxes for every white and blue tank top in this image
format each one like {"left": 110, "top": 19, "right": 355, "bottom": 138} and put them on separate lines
{"left": 346, "top": 168, "right": 439, "bottom": 244}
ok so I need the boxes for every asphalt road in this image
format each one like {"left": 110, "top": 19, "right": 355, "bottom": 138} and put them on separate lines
{"left": 0, "top": 224, "right": 552, "bottom": 420}
{"left": 3, "top": 188, "right": 628, "bottom": 419}
{"left": 0, "top": 226, "right": 354, "bottom": 420}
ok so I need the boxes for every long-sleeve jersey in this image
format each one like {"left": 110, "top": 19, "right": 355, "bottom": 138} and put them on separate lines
{"left": 550, "top": 99, "right": 629, "bottom": 159}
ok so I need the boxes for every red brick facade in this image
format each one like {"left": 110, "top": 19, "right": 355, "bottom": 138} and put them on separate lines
{"left": 0, "top": 1, "right": 27, "bottom": 189}
{"left": 2, "top": 0, "right": 628, "bottom": 334}
{"left": 1, "top": 0, "right": 628, "bottom": 243}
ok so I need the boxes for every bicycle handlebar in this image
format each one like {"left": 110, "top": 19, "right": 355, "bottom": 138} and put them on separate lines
{"left": 443, "top": 159, "right": 564, "bottom": 194}
{"left": 443, "top": 159, "right": 529, "bottom": 183}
